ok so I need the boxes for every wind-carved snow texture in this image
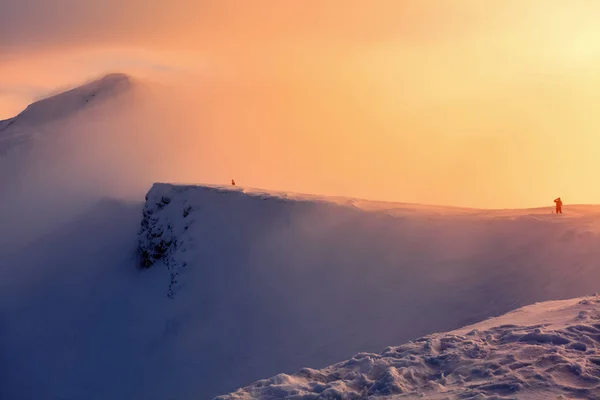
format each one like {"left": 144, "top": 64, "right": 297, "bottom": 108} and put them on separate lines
{"left": 218, "top": 297, "right": 600, "bottom": 399}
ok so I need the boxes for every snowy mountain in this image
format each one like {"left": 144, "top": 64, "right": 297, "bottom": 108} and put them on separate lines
{"left": 3, "top": 76, "right": 600, "bottom": 399}
{"left": 217, "top": 296, "right": 600, "bottom": 399}
{"left": 0, "top": 73, "right": 145, "bottom": 250}
{"left": 3, "top": 181, "right": 600, "bottom": 399}
{"left": 0, "top": 73, "right": 132, "bottom": 131}
{"left": 139, "top": 184, "right": 600, "bottom": 399}
{"left": 0, "top": 73, "right": 133, "bottom": 155}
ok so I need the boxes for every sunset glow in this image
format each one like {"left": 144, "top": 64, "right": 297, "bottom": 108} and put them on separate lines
{"left": 3, "top": 0, "right": 600, "bottom": 208}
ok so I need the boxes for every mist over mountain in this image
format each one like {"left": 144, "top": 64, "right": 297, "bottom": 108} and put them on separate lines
{"left": 2, "top": 74, "right": 600, "bottom": 400}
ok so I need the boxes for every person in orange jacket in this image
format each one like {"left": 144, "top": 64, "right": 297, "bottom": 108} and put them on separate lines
{"left": 554, "top": 197, "right": 563, "bottom": 214}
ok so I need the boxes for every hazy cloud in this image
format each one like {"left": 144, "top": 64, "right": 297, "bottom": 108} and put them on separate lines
{"left": 3, "top": 1, "right": 600, "bottom": 208}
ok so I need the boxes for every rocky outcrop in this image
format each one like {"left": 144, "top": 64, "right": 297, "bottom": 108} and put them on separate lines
{"left": 138, "top": 183, "right": 195, "bottom": 298}
{"left": 139, "top": 194, "right": 175, "bottom": 268}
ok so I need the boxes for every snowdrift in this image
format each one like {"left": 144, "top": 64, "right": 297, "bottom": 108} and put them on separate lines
{"left": 217, "top": 296, "right": 600, "bottom": 399}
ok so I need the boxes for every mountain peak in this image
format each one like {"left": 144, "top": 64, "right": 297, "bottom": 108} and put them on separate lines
{"left": 0, "top": 73, "right": 135, "bottom": 131}
{"left": 80, "top": 73, "right": 133, "bottom": 93}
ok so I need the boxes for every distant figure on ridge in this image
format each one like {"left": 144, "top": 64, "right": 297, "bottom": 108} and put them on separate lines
{"left": 231, "top": 179, "right": 236, "bottom": 186}
{"left": 554, "top": 197, "right": 563, "bottom": 214}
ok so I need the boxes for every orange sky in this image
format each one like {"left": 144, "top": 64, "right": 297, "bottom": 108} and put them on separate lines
{"left": 2, "top": 0, "right": 600, "bottom": 208}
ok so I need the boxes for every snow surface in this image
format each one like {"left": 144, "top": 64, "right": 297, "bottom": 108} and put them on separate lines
{"left": 0, "top": 73, "right": 131, "bottom": 134}
{"left": 217, "top": 296, "right": 600, "bottom": 399}
{"left": 0, "top": 73, "right": 133, "bottom": 163}
{"left": 142, "top": 183, "right": 600, "bottom": 399}
{"left": 3, "top": 182, "right": 600, "bottom": 399}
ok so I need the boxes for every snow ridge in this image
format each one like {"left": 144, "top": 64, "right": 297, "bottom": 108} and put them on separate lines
{"left": 132, "top": 183, "right": 600, "bottom": 399}
{"left": 0, "top": 73, "right": 132, "bottom": 131}
{"left": 0, "top": 73, "right": 134, "bottom": 158}
{"left": 218, "top": 297, "right": 600, "bottom": 399}
{"left": 5, "top": 181, "right": 600, "bottom": 399}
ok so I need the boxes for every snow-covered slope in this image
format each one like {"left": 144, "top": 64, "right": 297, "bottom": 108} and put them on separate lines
{"left": 0, "top": 73, "right": 132, "bottom": 133}
{"left": 0, "top": 73, "right": 146, "bottom": 250}
{"left": 135, "top": 184, "right": 600, "bottom": 399}
{"left": 218, "top": 296, "right": 600, "bottom": 399}
{"left": 3, "top": 181, "right": 600, "bottom": 399}
{"left": 0, "top": 73, "right": 132, "bottom": 154}
{"left": 0, "top": 198, "right": 150, "bottom": 399}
